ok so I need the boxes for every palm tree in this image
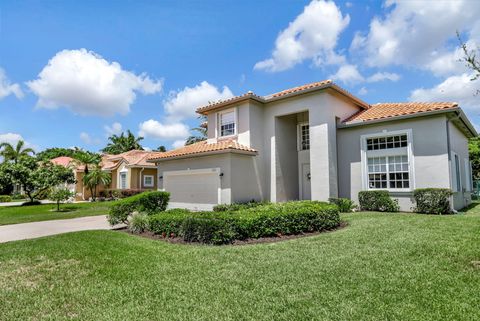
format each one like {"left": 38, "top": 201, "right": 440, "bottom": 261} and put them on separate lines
{"left": 72, "top": 151, "right": 101, "bottom": 175}
{"left": 83, "top": 165, "right": 112, "bottom": 201}
{"left": 0, "top": 140, "right": 35, "bottom": 163}
{"left": 155, "top": 145, "right": 166, "bottom": 152}
{"left": 185, "top": 115, "right": 207, "bottom": 146}
{"left": 101, "top": 130, "right": 144, "bottom": 154}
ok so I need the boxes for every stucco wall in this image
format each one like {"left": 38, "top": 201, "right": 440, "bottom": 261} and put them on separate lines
{"left": 337, "top": 114, "right": 459, "bottom": 211}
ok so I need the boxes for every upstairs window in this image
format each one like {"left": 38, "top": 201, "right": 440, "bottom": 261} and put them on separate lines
{"left": 219, "top": 110, "right": 235, "bottom": 137}
{"left": 298, "top": 123, "right": 310, "bottom": 150}
{"left": 367, "top": 134, "right": 407, "bottom": 150}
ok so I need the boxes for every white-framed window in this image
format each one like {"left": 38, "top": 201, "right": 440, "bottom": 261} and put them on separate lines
{"left": 464, "top": 158, "right": 472, "bottom": 192}
{"left": 451, "top": 152, "right": 462, "bottom": 192}
{"left": 361, "top": 129, "right": 414, "bottom": 191}
{"left": 218, "top": 109, "right": 236, "bottom": 137}
{"left": 297, "top": 122, "right": 310, "bottom": 151}
{"left": 119, "top": 172, "right": 127, "bottom": 189}
{"left": 143, "top": 175, "right": 154, "bottom": 188}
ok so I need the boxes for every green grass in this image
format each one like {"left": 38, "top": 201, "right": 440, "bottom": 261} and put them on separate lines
{"left": 1, "top": 205, "right": 480, "bottom": 320}
{"left": 0, "top": 201, "right": 115, "bottom": 225}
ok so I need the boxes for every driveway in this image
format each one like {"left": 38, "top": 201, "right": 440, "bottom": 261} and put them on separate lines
{"left": 0, "top": 215, "right": 121, "bottom": 243}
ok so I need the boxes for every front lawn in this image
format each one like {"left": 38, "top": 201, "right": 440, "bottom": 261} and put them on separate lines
{"left": 1, "top": 207, "right": 479, "bottom": 320}
{"left": 0, "top": 201, "right": 115, "bottom": 225}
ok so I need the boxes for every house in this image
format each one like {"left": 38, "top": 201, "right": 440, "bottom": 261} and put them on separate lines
{"left": 148, "top": 80, "right": 476, "bottom": 211}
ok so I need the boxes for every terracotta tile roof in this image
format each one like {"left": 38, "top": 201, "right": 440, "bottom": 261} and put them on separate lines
{"left": 148, "top": 139, "right": 257, "bottom": 161}
{"left": 344, "top": 102, "right": 459, "bottom": 123}
{"left": 101, "top": 150, "right": 156, "bottom": 170}
{"left": 196, "top": 80, "right": 369, "bottom": 114}
{"left": 50, "top": 156, "right": 74, "bottom": 167}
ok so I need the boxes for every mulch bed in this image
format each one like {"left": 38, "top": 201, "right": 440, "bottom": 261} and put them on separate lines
{"left": 115, "top": 221, "right": 347, "bottom": 246}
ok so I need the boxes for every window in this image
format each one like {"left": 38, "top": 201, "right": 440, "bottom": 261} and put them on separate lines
{"left": 143, "top": 175, "right": 154, "bottom": 187}
{"left": 454, "top": 154, "right": 461, "bottom": 192}
{"left": 219, "top": 110, "right": 235, "bottom": 137}
{"left": 465, "top": 159, "right": 473, "bottom": 192}
{"left": 362, "top": 130, "right": 413, "bottom": 191}
{"left": 298, "top": 123, "right": 310, "bottom": 150}
{"left": 119, "top": 172, "right": 127, "bottom": 189}
{"left": 366, "top": 134, "right": 407, "bottom": 150}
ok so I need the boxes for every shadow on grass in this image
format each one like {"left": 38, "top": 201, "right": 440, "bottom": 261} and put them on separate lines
{"left": 459, "top": 201, "right": 480, "bottom": 214}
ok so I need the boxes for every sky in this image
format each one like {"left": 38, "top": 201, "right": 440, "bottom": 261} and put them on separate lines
{"left": 0, "top": 0, "right": 479, "bottom": 152}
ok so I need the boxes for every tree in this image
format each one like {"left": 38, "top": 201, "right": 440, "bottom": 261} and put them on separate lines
{"left": 49, "top": 188, "right": 74, "bottom": 211}
{"left": 458, "top": 32, "right": 480, "bottom": 83}
{"left": 185, "top": 115, "right": 207, "bottom": 146}
{"left": 0, "top": 140, "right": 35, "bottom": 164}
{"left": 83, "top": 165, "right": 112, "bottom": 201}
{"left": 469, "top": 137, "right": 480, "bottom": 181}
{"left": 102, "top": 130, "right": 144, "bottom": 154}
{"left": 155, "top": 146, "right": 166, "bottom": 152}
{"left": 72, "top": 151, "right": 101, "bottom": 175}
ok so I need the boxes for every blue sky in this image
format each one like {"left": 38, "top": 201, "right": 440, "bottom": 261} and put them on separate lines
{"left": 0, "top": 0, "right": 479, "bottom": 152}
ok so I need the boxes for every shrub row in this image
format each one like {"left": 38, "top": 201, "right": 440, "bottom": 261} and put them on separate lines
{"left": 213, "top": 201, "right": 266, "bottom": 212}
{"left": 147, "top": 201, "right": 340, "bottom": 245}
{"left": 108, "top": 191, "right": 170, "bottom": 225}
{"left": 100, "top": 189, "right": 146, "bottom": 199}
{"left": 358, "top": 191, "right": 400, "bottom": 212}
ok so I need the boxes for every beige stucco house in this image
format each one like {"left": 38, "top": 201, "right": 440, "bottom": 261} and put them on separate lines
{"left": 148, "top": 80, "right": 476, "bottom": 211}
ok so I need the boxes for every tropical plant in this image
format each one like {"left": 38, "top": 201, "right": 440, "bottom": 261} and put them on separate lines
{"left": 185, "top": 115, "right": 207, "bottom": 146}
{"left": 155, "top": 146, "right": 166, "bottom": 152}
{"left": 101, "top": 130, "right": 144, "bottom": 154}
{"left": 49, "top": 187, "right": 74, "bottom": 211}
{"left": 72, "top": 151, "right": 101, "bottom": 175}
{"left": 83, "top": 165, "right": 112, "bottom": 201}
{"left": 0, "top": 140, "right": 35, "bottom": 164}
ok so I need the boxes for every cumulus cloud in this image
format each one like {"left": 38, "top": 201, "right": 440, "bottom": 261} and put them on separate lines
{"left": 409, "top": 73, "right": 480, "bottom": 113}
{"left": 366, "top": 72, "right": 400, "bottom": 83}
{"left": 79, "top": 132, "right": 101, "bottom": 145}
{"left": 138, "top": 119, "right": 189, "bottom": 140}
{"left": 172, "top": 140, "right": 186, "bottom": 149}
{"left": 254, "top": 0, "right": 350, "bottom": 72}
{"left": 351, "top": 0, "right": 480, "bottom": 70}
{"left": 27, "top": 49, "right": 162, "bottom": 116}
{"left": 358, "top": 87, "right": 368, "bottom": 96}
{"left": 104, "top": 122, "right": 123, "bottom": 136}
{"left": 0, "top": 68, "right": 23, "bottom": 100}
{"left": 330, "top": 64, "right": 400, "bottom": 85}
{"left": 164, "top": 81, "right": 233, "bottom": 121}
{"left": 0, "top": 133, "right": 35, "bottom": 150}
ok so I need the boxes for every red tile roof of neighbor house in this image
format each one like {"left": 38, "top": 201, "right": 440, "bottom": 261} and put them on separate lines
{"left": 50, "top": 156, "right": 74, "bottom": 167}
{"left": 148, "top": 139, "right": 257, "bottom": 161}
{"left": 343, "top": 102, "right": 459, "bottom": 123}
{"left": 102, "top": 150, "right": 156, "bottom": 170}
{"left": 196, "top": 80, "right": 370, "bottom": 114}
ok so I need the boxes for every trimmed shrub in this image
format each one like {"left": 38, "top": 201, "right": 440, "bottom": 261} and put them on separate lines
{"left": 358, "top": 191, "right": 400, "bottom": 212}
{"left": 329, "top": 197, "right": 356, "bottom": 213}
{"left": 108, "top": 191, "right": 170, "bottom": 225}
{"left": 213, "top": 201, "right": 266, "bottom": 212}
{"left": 0, "top": 195, "right": 12, "bottom": 202}
{"left": 105, "top": 189, "right": 145, "bottom": 199}
{"left": 147, "top": 201, "right": 340, "bottom": 245}
{"left": 413, "top": 188, "right": 453, "bottom": 214}
{"left": 128, "top": 213, "right": 149, "bottom": 234}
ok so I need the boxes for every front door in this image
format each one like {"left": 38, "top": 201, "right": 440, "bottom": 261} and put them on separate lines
{"left": 301, "top": 163, "right": 311, "bottom": 200}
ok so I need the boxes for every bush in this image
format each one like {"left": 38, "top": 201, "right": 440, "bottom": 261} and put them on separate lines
{"left": 128, "top": 213, "right": 149, "bottom": 234}
{"left": 105, "top": 189, "right": 145, "bottom": 199}
{"left": 358, "top": 191, "right": 400, "bottom": 212}
{"left": 213, "top": 201, "right": 266, "bottom": 212}
{"left": 108, "top": 191, "right": 170, "bottom": 225}
{"left": 329, "top": 198, "right": 356, "bottom": 213}
{"left": 0, "top": 195, "right": 12, "bottom": 202}
{"left": 413, "top": 188, "right": 453, "bottom": 214}
{"left": 11, "top": 193, "right": 25, "bottom": 200}
{"left": 147, "top": 201, "right": 340, "bottom": 245}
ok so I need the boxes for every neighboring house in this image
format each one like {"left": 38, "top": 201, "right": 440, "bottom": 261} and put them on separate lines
{"left": 148, "top": 80, "right": 476, "bottom": 212}
{"left": 50, "top": 156, "right": 78, "bottom": 194}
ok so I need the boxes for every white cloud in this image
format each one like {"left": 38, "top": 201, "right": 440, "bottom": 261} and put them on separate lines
{"left": 366, "top": 72, "right": 400, "bottom": 83}
{"left": 104, "top": 122, "right": 123, "bottom": 136}
{"left": 27, "top": 49, "right": 162, "bottom": 116}
{"left": 0, "top": 68, "right": 23, "bottom": 100}
{"left": 352, "top": 0, "right": 480, "bottom": 70}
{"left": 254, "top": 0, "right": 350, "bottom": 72}
{"left": 409, "top": 73, "right": 480, "bottom": 113}
{"left": 0, "top": 133, "right": 35, "bottom": 150}
{"left": 172, "top": 140, "right": 186, "bottom": 149}
{"left": 164, "top": 81, "right": 233, "bottom": 121}
{"left": 330, "top": 64, "right": 364, "bottom": 84}
{"left": 79, "top": 132, "right": 101, "bottom": 145}
{"left": 358, "top": 87, "right": 368, "bottom": 96}
{"left": 138, "top": 119, "right": 189, "bottom": 140}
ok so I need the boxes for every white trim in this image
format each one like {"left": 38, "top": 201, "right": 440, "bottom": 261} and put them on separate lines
{"left": 119, "top": 172, "right": 128, "bottom": 190}
{"left": 360, "top": 129, "right": 415, "bottom": 192}
{"left": 143, "top": 175, "right": 154, "bottom": 188}
{"left": 217, "top": 108, "right": 237, "bottom": 138}
{"left": 297, "top": 122, "right": 310, "bottom": 151}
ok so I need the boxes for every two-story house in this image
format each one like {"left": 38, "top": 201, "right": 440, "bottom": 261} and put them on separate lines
{"left": 148, "top": 80, "right": 476, "bottom": 211}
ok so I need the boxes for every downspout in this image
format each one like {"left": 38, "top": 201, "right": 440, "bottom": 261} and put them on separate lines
{"left": 139, "top": 167, "right": 145, "bottom": 190}
{"left": 446, "top": 114, "right": 461, "bottom": 213}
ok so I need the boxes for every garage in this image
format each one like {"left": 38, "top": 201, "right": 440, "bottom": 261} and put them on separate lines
{"left": 163, "top": 168, "right": 221, "bottom": 211}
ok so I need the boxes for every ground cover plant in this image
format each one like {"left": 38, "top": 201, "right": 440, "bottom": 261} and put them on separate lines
{"left": 1, "top": 204, "right": 479, "bottom": 320}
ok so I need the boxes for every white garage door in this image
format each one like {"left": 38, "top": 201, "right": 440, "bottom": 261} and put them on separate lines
{"left": 164, "top": 168, "right": 220, "bottom": 211}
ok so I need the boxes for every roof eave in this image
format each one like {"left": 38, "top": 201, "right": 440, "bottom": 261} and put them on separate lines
{"left": 196, "top": 95, "right": 265, "bottom": 115}
{"left": 148, "top": 149, "right": 257, "bottom": 163}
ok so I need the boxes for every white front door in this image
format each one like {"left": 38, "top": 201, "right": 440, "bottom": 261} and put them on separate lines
{"left": 301, "top": 163, "right": 311, "bottom": 200}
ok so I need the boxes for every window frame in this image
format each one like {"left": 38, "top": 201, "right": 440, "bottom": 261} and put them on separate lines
{"left": 143, "top": 175, "right": 154, "bottom": 188}
{"left": 217, "top": 108, "right": 237, "bottom": 138}
{"left": 119, "top": 172, "right": 127, "bottom": 190}
{"left": 297, "top": 122, "right": 310, "bottom": 151}
{"left": 361, "top": 129, "right": 415, "bottom": 192}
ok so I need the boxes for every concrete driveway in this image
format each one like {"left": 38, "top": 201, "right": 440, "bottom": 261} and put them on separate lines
{"left": 0, "top": 215, "right": 121, "bottom": 243}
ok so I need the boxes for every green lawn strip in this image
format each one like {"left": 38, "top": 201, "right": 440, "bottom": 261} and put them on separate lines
{"left": 0, "top": 201, "right": 114, "bottom": 225}
{"left": 0, "top": 211, "right": 479, "bottom": 320}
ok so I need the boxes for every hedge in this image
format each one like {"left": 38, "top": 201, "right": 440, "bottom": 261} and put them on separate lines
{"left": 358, "top": 190, "right": 399, "bottom": 212}
{"left": 0, "top": 195, "right": 12, "bottom": 202}
{"left": 148, "top": 201, "right": 340, "bottom": 245}
{"left": 108, "top": 191, "right": 170, "bottom": 225}
{"left": 413, "top": 188, "right": 453, "bottom": 214}
{"left": 213, "top": 201, "right": 266, "bottom": 212}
